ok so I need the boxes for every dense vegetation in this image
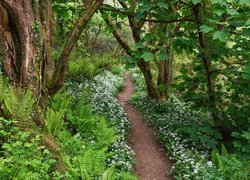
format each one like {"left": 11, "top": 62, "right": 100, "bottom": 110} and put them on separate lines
{"left": 0, "top": 0, "right": 249, "bottom": 179}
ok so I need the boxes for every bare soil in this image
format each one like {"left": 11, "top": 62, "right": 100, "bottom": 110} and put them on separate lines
{"left": 117, "top": 72, "right": 172, "bottom": 180}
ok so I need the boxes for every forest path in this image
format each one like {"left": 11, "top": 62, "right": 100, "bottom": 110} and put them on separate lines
{"left": 117, "top": 72, "right": 172, "bottom": 180}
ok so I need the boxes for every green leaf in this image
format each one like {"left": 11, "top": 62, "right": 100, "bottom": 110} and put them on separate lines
{"left": 141, "top": 52, "right": 155, "bottom": 62}
{"left": 239, "top": 0, "right": 250, "bottom": 5}
{"left": 192, "top": 0, "right": 201, "bottom": 4}
{"left": 242, "top": 131, "right": 250, "bottom": 140}
{"left": 221, "top": 144, "right": 228, "bottom": 156}
{"left": 226, "top": 8, "right": 238, "bottom": 15}
{"left": 134, "top": 42, "right": 145, "bottom": 49}
{"left": 213, "top": 7, "right": 225, "bottom": 16}
{"left": 120, "top": 55, "right": 131, "bottom": 62}
{"left": 144, "top": 33, "right": 154, "bottom": 41}
{"left": 200, "top": 25, "right": 214, "bottom": 33}
{"left": 212, "top": 148, "right": 219, "bottom": 166}
{"left": 246, "top": 18, "right": 250, "bottom": 26}
{"left": 157, "top": 2, "right": 169, "bottom": 9}
{"left": 210, "top": 0, "right": 226, "bottom": 4}
{"left": 213, "top": 31, "right": 228, "bottom": 42}
{"left": 156, "top": 52, "right": 168, "bottom": 60}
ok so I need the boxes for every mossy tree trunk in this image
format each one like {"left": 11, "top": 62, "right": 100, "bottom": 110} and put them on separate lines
{"left": 0, "top": 0, "right": 104, "bottom": 95}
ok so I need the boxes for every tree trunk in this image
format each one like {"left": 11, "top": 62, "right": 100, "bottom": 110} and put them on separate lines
{"left": 137, "top": 60, "right": 160, "bottom": 99}
{"left": 0, "top": 0, "right": 104, "bottom": 95}
{"left": 193, "top": 4, "right": 218, "bottom": 120}
{"left": 0, "top": 0, "right": 39, "bottom": 91}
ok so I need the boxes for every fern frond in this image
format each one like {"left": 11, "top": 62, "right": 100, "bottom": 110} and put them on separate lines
{"left": 116, "top": 172, "right": 138, "bottom": 180}
{"left": 3, "top": 87, "right": 17, "bottom": 115}
{"left": 44, "top": 108, "right": 64, "bottom": 135}
{"left": 101, "top": 167, "right": 115, "bottom": 180}
{"left": 77, "top": 149, "right": 106, "bottom": 178}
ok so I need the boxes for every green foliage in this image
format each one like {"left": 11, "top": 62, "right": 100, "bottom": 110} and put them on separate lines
{"left": 0, "top": 71, "right": 136, "bottom": 179}
{"left": 0, "top": 127, "right": 57, "bottom": 179}
{"left": 232, "top": 129, "right": 250, "bottom": 159}
{"left": 177, "top": 121, "right": 222, "bottom": 149}
{"left": 68, "top": 53, "right": 119, "bottom": 79}
{"left": 0, "top": 74, "right": 35, "bottom": 127}
{"left": 211, "top": 145, "right": 250, "bottom": 179}
{"left": 111, "top": 64, "right": 125, "bottom": 75}
{"left": 73, "top": 149, "right": 106, "bottom": 178}
{"left": 44, "top": 108, "right": 64, "bottom": 135}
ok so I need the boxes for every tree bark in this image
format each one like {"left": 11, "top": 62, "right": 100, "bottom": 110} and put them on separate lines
{"left": 0, "top": 0, "right": 104, "bottom": 95}
{"left": 0, "top": 0, "right": 38, "bottom": 90}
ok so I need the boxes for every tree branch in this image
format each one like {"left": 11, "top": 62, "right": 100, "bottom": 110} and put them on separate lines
{"left": 48, "top": 0, "right": 104, "bottom": 94}
{"left": 101, "top": 5, "right": 195, "bottom": 24}
{"left": 100, "top": 10, "right": 132, "bottom": 56}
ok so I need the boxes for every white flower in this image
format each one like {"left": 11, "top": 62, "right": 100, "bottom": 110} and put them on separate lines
{"left": 207, "top": 161, "right": 213, "bottom": 167}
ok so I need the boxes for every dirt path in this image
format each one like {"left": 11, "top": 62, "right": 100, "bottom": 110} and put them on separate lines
{"left": 117, "top": 72, "right": 172, "bottom": 180}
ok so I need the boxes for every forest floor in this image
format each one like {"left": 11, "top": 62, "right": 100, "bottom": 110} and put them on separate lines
{"left": 117, "top": 72, "right": 172, "bottom": 180}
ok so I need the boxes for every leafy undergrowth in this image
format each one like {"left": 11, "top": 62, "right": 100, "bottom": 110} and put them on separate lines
{"left": 129, "top": 71, "right": 250, "bottom": 180}
{"left": 0, "top": 71, "right": 136, "bottom": 179}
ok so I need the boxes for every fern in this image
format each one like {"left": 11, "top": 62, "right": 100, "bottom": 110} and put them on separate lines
{"left": 3, "top": 87, "right": 18, "bottom": 116}
{"left": 44, "top": 108, "right": 63, "bottom": 135}
{"left": 50, "top": 92, "right": 72, "bottom": 113}
{"left": 75, "top": 149, "right": 106, "bottom": 178}
{"left": 93, "top": 118, "right": 118, "bottom": 148}
{"left": 116, "top": 172, "right": 138, "bottom": 180}
{"left": 16, "top": 89, "right": 34, "bottom": 123}
{"left": 101, "top": 167, "right": 115, "bottom": 180}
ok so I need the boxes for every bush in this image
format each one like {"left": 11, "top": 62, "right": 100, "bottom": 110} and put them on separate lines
{"left": 0, "top": 71, "right": 136, "bottom": 179}
{"left": 67, "top": 53, "right": 120, "bottom": 79}
{"left": 129, "top": 71, "right": 249, "bottom": 179}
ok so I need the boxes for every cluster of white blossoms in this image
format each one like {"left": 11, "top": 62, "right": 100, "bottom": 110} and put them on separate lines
{"left": 129, "top": 72, "right": 218, "bottom": 178}
{"left": 90, "top": 71, "right": 135, "bottom": 171}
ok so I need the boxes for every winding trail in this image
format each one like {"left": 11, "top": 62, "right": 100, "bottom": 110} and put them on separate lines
{"left": 118, "top": 72, "right": 172, "bottom": 180}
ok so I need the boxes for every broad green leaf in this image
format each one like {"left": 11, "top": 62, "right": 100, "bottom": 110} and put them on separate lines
{"left": 226, "top": 8, "right": 238, "bottom": 15}
{"left": 208, "top": 18, "right": 220, "bottom": 24}
{"left": 135, "top": 42, "right": 145, "bottom": 49}
{"left": 212, "top": 148, "right": 219, "bottom": 166}
{"left": 157, "top": 2, "right": 169, "bottom": 9}
{"left": 213, "top": 31, "right": 228, "bottom": 42}
{"left": 141, "top": 52, "right": 155, "bottom": 62}
{"left": 239, "top": 0, "right": 250, "bottom": 5}
{"left": 210, "top": 0, "right": 224, "bottom": 4}
{"left": 200, "top": 25, "right": 214, "bottom": 33}
{"left": 213, "top": 7, "right": 225, "bottom": 16}
{"left": 120, "top": 55, "right": 131, "bottom": 62}
{"left": 246, "top": 18, "right": 250, "bottom": 25}
{"left": 242, "top": 131, "right": 250, "bottom": 140}
{"left": 192, "top": 0, "right": 201, "bottom": 4}
{"left": 221, "top": 144, "right": 228, "bottom": 156}
{"left": 144, "top": 33, "right": 154, "bottom": 41}
{"left": 156, "top": 52, "right": 168, "bottom": 60}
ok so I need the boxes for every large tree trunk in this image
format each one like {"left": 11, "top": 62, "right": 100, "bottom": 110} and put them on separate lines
{"left": 157, "top": 49, "right": 173, "bottom": 100}
{"left": 0, "top": 0, "right": 104, "bottom": 95}
{"left": 137, "top": 60, "right": 160, "bottom": 99}
{"left": 0, "top": 0, "right": 39, "bottom": 90}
